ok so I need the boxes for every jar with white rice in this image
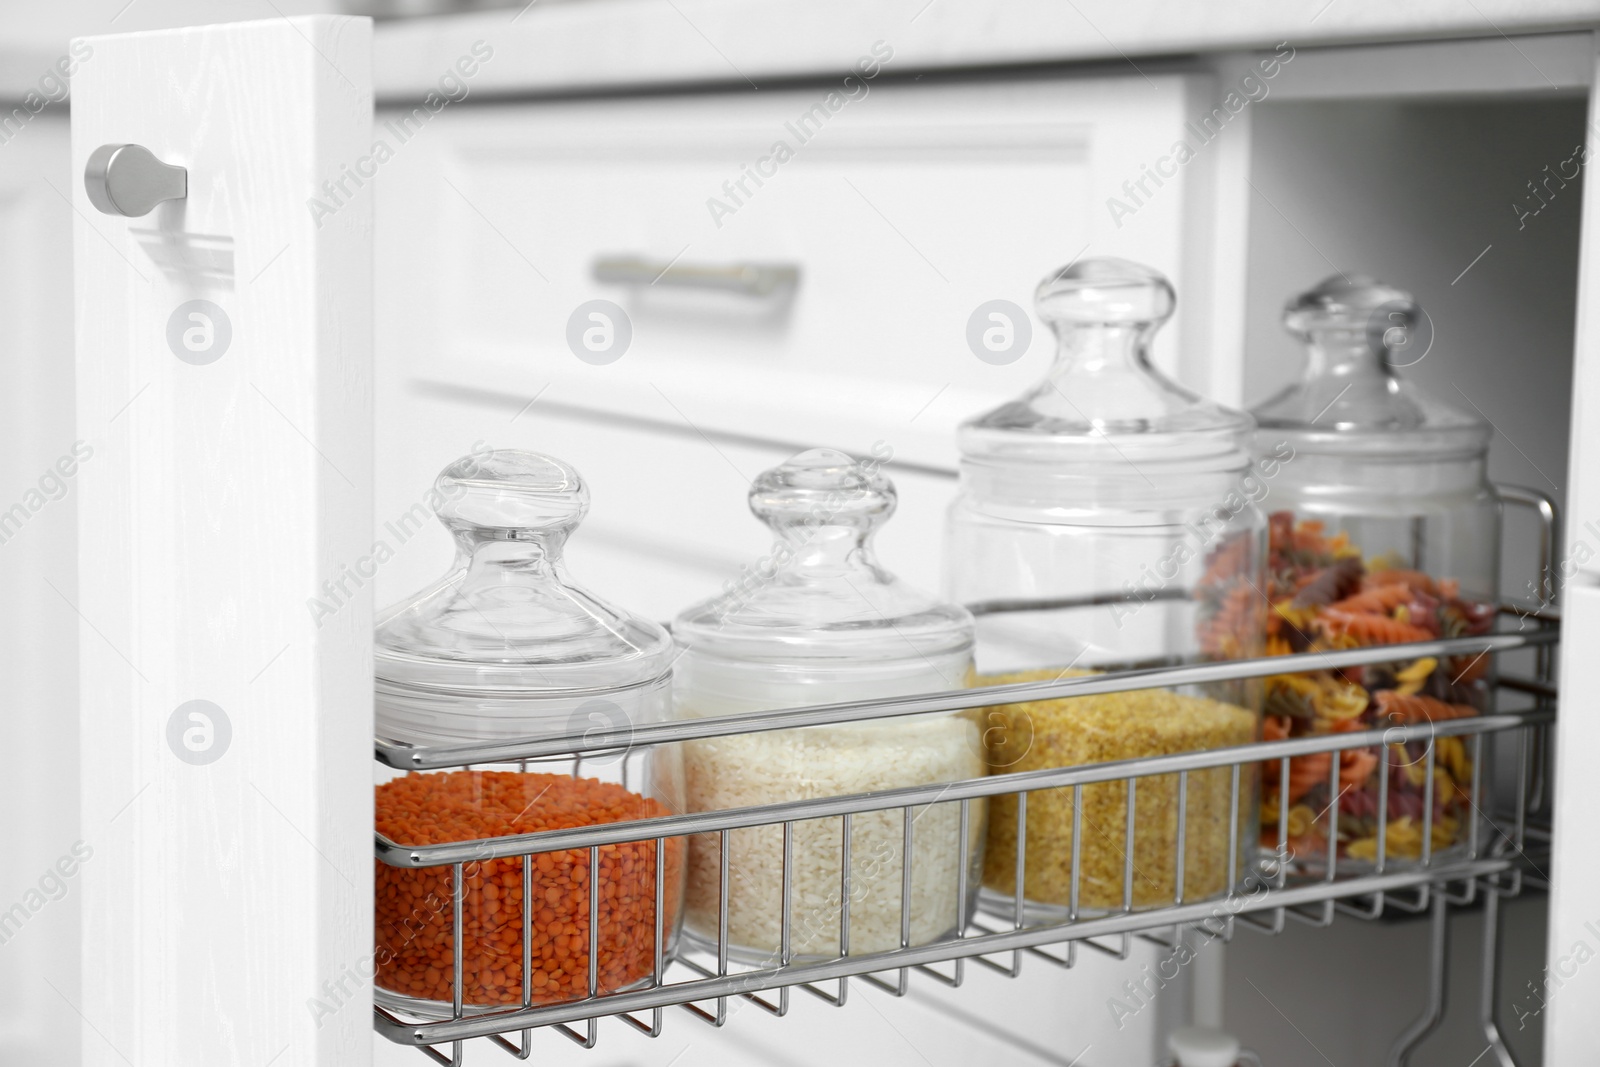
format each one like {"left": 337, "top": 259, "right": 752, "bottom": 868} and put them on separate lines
{"left": 672, "top": 449, "right": 985, "bottom": 961}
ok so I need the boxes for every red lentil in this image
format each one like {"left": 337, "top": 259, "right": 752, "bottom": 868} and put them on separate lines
{"left": 375, "top": 770, "right": 683, "bottom": 1007}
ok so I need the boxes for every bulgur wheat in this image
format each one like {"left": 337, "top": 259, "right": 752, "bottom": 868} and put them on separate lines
{"left": 976, "top": 670, "right": 1256, "bottom": 911}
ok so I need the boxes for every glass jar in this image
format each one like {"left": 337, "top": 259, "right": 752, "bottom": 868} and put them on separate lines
{"left": 1251, "top": 276, "right": 1499, "bottom": 872}
{"left": 672, "top": 448, "right": 983, "bottom": 962}
{"left": 371, "top": 450, "right": 685, "bottom": 1016}
{"left": 945, "top": 258, "right": 1265, "bottom": 918}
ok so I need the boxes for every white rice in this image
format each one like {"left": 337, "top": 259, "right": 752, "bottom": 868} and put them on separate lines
{"left": 682, "top": 713, "right": 986, "bottom": 959}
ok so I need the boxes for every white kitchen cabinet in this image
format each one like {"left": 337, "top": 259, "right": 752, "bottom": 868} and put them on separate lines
{"left": 29, "top": 7, "right": 1598, "bottom": 1067}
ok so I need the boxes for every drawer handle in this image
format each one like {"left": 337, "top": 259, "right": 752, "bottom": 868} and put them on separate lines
{"left": 592, "top": 255, "right": 800, "bottom": 297}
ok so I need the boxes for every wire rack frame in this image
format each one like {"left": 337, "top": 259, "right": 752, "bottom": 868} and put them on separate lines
{"left": 372, "top": 613, "right": 1557, "bottom": 1066}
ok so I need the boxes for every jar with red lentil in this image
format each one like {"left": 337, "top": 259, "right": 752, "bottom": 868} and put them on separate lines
{"left": 372, "top": 449, "right": 685, "bottom": 1017}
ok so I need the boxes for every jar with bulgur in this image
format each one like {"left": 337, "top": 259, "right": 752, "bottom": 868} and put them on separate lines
{"left": 372, "top": 450, "right": 685, "bottom": 1016}
{"left": 976, "top": 673, "right": 1256, "bottom": 911}
{"left": 945, "top": 259, "right": 1266, "bottom": 919}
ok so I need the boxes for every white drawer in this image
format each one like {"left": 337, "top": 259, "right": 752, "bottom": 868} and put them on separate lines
{"left": 374, "top": 70, "right": 1230, "bottom": 623}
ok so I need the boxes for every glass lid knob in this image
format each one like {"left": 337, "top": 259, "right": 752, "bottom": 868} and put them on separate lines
{"left": 435, "top": 449, "right": 588, "bottom": 539}
{"left": 749, "top": 447, "right": 894, "bottom": 542}
{"left": 1282, "top": 273, "right": 1418, "bottom": 351}
{"left": 1283, "top": 273, "right": 1415, "bottom": 325}
{"left": 1035, "top": 257, "right": 1176, "bottom": 328}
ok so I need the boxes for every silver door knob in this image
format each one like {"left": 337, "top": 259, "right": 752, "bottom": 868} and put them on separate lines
{"left": 84, "top": 144, "right": 187, "bottom": 217}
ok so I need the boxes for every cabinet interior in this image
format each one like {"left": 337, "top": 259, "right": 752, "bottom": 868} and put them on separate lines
{"left": 1226, "top": 91, "right": 1582, "bottom": 1067}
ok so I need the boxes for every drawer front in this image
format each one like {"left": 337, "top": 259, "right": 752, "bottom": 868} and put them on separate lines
{"left": 374, "top": 71, "right": 1224, "bottom": 623}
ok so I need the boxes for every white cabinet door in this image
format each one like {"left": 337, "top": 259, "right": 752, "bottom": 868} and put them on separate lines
{"left": 70, "top": 18, "right": 374, "bottom": 1067}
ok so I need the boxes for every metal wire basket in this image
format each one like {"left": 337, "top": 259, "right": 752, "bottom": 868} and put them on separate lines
{"left": 372, "top": 605, "right": 1556, "bottom": 1066}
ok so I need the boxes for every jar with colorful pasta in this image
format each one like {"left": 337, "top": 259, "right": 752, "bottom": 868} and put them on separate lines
{"left": 1250, "top": 276, "right": 1499, "bottom": 871}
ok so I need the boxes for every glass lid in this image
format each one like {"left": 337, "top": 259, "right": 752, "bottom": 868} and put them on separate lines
{"left": 1252, "top": 274, "right": 1490, "bottom": 457}
{"left": 374, "top": 449, "right": 673, "bottom": 695}
{"left": 672, "top": 448, "right": 972, "bottom": 663}
{"left": 959, "top": 258, "right": 1254, "bottom": 473}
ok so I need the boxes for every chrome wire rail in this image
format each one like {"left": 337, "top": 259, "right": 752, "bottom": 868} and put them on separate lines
{"left": 373, "top": 615, "right": 1558, "bottom": 1066}
{"left": 373, "top": 625, "right": 1556, "bottom": 771}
